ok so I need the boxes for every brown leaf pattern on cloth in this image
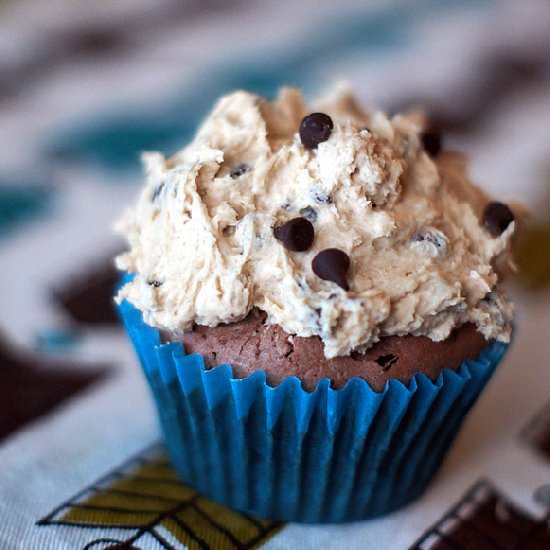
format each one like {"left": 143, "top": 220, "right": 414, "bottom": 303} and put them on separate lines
{"left": 0, "top": 333, "right": 108, "bottom": 441}
{"left": 411, "top": 479, "right": 550, "bottom": 549}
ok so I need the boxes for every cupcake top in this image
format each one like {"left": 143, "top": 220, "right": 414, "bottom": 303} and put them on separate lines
{"left": 115, "top": 86, "right": 515, "bottom": 359}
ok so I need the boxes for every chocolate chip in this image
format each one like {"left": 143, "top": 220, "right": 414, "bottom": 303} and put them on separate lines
{"left": 483, "top": 201, "right": 514, "bottom": 237}
{"left": 412, "top": 228, "right": 448, "bottom": 257}
{"left": 421, "top": 131, "right": 442, "bottom": 157}
{"left": 151, "top": 182, "right": 165, "bottom": 202}
{"left": 274, "top": 217, "right": 315, "bottom": 252}
{"left": 148, "top": 280, "right": 162, "bottom": 288}
{"left": 311, "top": 188, "right": 332, "bottom": 204}
{"left": 375, "top": 353, "right": 398, "bottom": 371}
{"left": 230, "top": 163, "right": 250, "bottom": 179}
{"left": 299, "top": 206, "right": 317, "bottom": 223}
{"left": 312, "top": 248, "right": 350, "bottom": 290}
{"left": 482, "top": 290, "right": 497, "bottom": 304}
{"left": 300, "top": 113, "right": 334, "bottom": 149}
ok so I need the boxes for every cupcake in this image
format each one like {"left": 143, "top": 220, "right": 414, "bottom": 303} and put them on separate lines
{"left": 115, "top": 86, "right": 515, "bottom": 522}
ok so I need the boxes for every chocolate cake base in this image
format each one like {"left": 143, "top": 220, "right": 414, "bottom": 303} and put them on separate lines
{"left": 166, "top": 310, "right": 487, "bottom": 392}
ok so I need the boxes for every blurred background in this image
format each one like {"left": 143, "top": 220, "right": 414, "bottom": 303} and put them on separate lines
{"left": 1, "top": 0, "right": 550, "bottom": 546}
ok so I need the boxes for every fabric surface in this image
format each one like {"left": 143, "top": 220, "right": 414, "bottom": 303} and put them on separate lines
{"left": 1, "top": 0, "right": 550, "bottom": 548}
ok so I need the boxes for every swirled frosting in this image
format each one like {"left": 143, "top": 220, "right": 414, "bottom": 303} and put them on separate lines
{"left": 115, "top": 87, "right": 514, "bottom": 358}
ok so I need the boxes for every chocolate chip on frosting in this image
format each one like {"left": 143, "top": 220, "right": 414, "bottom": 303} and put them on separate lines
{"left": 151, "top": 182, "right": 165, "bottom": 202}
{"left": 274, "top": 217, "right": 315, "bottom": 252}
{"left": 421, "top": 131, "right": 442, "bottom": 157}
{"left": 299, "top": 206, "right": 317, "bottom": 223}
{"left": 311, "top": 187, "right": 332, "bottom": 204}
{"left": 483, "top": 201, "right": 514, "bottom": 237}
{"left": 230, "top": 163, "right": 250, "bottom": 179}
{"left": 312, "top": 248, "right": 350, "bottom": 291}
{"left": 300, "top": 113, "right": 333, "bottom": 149}
{"left": 412, "top": 228, "right": 448, "bottom": 257}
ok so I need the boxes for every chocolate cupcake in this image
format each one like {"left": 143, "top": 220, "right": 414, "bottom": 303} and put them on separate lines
{"left": 175, "top": 311, "right": 487, "bottom": 392}
{"left": 115, "top": 86, "right": 515, "bottom": 522}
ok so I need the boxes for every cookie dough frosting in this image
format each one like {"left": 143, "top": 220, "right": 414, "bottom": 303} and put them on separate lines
{"left": 115, "top": 86, "right": 515, "bottom": 359}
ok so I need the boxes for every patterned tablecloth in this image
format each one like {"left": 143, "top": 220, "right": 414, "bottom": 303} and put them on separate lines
{"left": 1, "top": 1, "right": 550, "bottom": 548}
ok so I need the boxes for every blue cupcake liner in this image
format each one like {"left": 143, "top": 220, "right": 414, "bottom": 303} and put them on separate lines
{"left": 118, "top": 297, "right": 510, "bottom": 523}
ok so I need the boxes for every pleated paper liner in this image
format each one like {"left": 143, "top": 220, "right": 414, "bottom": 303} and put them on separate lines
{"left": 118, "top": 298, "right": 510, "bottom": 523}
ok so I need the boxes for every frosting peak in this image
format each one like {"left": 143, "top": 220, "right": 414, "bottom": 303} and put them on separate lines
{"left": 115, "top": 87, "right": 514, "bottom": 358}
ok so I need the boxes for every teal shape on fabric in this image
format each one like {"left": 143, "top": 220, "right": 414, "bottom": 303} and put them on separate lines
{"left": 0, "top": 183, "right": 55, "bottom": 238}
{"left": 44, "top": 0, "right": 492, "bottom": 175}
{"left": 34, "top": 328, "right": 81, "bottom": 352}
